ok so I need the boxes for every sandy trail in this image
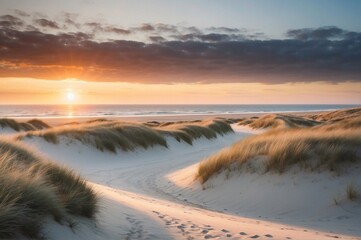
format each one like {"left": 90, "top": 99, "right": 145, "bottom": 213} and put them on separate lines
{"left": 30, "top": 127, "right": 360, "bottom": 240}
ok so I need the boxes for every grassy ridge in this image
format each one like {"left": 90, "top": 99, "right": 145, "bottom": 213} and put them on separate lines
{"left": 0, "top": 138, "right": 98, "bottom": 239}
{"left": 310, "top": 107, "right": 361, "bottom": 122}
{"left": 0, "top": 118, "right": 49, "bottom": 132}
{"left": 22, "top": 119, "right": 233, "bottom": 153}
{"left": 237, "top": 107, "right": 361, "bottom": 130}
{"left": 238, "top": 114, "right": 320, "bottom": 129}
{"left": 156, "top": 119, "right": 233, "bottom": 145}
{"left": 198, "top": 114, "right": 361, "bottom": 183}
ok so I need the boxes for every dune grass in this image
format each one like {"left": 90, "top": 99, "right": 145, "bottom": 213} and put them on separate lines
{"left": 0, "top": 118, "right": 49, "bottom": 132}
{"left": 310, "top": 107, "right": 361, "bottom": 122}
{"left": 0, "top": 138, "right": 98, "bottom": 239}
{"left": 22, "top": 119, "right": 233, "bottom": 153}
{"left": 237, "top": 107, "right": 361, "bottom": 130}
{"left": 346, "top": 183, "right": 359, "bottom": 201}
{"left": 157, "top": 119, "right": 233, "bottom": 145}
{"left": 197, "top": 125, "right": 361, "bottom": 183}
{"left": 25, "top": 121, "right": 167, "bottom": 153}
{"left": 316, "top": 116, "right": 361, "bottom": 131}
{"left": 238, "top": 114, "right": 320, "bottom": 129}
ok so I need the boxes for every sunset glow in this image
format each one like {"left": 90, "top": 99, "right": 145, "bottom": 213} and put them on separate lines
{"left": 0, "top": 0, "right": 360, "bottom": 104}
{"left": 66, "top": 91, "right": 75, "bottom": 103}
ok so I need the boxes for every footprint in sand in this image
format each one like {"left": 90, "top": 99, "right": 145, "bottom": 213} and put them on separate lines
{"left": 326, "top": 235, "right": 339, "bottom": 239}
{"left": 177, "top": 224, "right": 186, "bottom": 229}
{"left": 250, "top": 235, "right": 260, "bottom": 239}
{"left": 265, "top": 234, "right": 273, "bottom": 238}
{"left": 124, "top": 215, "right": 145, "bottom": 239}
{"left": 239, "top": 232, "right": 247, "bottom": 236}
{"left": 204, "top": 235, "right": 217, "bottom": 239}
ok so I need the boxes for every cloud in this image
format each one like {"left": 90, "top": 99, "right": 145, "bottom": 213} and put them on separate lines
{"left": 286, "top": 26, "right": 354, "bottom": 40}
{"left": 206, "top": 27, "right": 241, "bottom": 33}
{"left": 172, "top": 33, "right": 245, "bottom": 42}
{"left": 154, "top": 23, "right": 178, "bottom": 33}
{"left": 3, "top": 11, "right": 254, "bottom": 42}
{"left": 149, "top": 36, "right": 165, "bottom": 42}
{"left": 0, "top": 15, "right": 24, "bottom": 28}
{"left": 0, "top": 22, "right": 360, "bottom": 84}
{"left": 135, "top": 23, "right": 155, "bottom": 31}
{"left": 34, "top": 18, "right": 60, "bottom": 29}
{"left": 13, "top": 9, "right": 30, "bottom": 17}
{"left": 63, "top": 13, "right": 80, "bottom": 29}
{"left": 104, "top": 27, "right": 131, "bottom": 34}
{"left": 85, "top": 22, "right": 130, "bottom": 34}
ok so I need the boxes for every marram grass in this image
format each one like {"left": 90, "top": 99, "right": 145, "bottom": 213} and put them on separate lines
{"left": 22, "top": 119, "right": 233, "bottom": 153}
{"left": 0, "top": 138, "right": 98, "bottom": 239}
{"left": 198, "top": 123, "right": 361, "bottom": 183}
{"left": 0, "top": 118, "right": 49, "bottom": 132}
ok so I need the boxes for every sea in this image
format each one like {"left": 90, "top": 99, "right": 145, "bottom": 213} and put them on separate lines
{"left": 0, "top": 104, "right": 359, "bottom": 119}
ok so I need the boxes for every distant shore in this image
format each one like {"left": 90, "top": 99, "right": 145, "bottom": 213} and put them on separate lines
{"left": 8, "top": 110, "right": 328, "bottom": 126}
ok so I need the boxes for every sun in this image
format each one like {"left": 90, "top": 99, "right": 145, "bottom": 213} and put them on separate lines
{"left": 66, "top": 91, "right": 75, "bottom": 102}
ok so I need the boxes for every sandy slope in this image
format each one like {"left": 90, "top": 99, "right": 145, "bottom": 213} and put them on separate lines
{"left": 17, "top": 125, "right": 361, "bottom": 240}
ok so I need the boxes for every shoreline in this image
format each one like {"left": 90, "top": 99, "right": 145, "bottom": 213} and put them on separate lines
{"left": 4, "top": 110, "right": 328, "bottom": 126}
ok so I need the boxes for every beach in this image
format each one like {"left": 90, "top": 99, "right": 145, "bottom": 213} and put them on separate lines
{"left": 10, "top": 110, "right": 328, "bottom": 126}
{"left": 1, "top": 107, "right": 361, "bottom": 239}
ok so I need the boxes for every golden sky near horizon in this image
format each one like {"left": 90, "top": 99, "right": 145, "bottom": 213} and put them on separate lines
{"left": 1, "top": 78, "right": 360, "bottom": 104}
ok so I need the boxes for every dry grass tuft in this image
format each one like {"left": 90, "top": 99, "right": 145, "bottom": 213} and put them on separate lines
{"left": 238, "top": 114, "right": 320, "bottom": 129}
{"left": 22, "top": 119, "right": 233, "bottom": 152}
{"left": 24, "top": 121, "right": 167, "bottom": 153}
{"left": 197, "top": 125, "right": 361, "bottom": 183}
{"left": 346, "top": 183, "right": 359, "bottom": 201}
{"left": 27, "top": 119, "right": 50, "bottom": 129}
{"left": 316, "top": 116, "right": 361, "bottom": 131}
{"left": 0, "top": 138, "right": 98, "bottom": 239}
{"left": 156, "top": 119, "right": 233, "bottom": 145}
{"left": 237, "top": 108, "right": 361, "bottom": 130}
{"left": 0, "top": 118, "right": 50, "bottom": 132}
{"left": 310, "top": 107, "right": 361, "bottom": 122}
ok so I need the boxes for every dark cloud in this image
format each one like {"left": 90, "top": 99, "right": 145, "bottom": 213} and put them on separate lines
{"left": 287, "top": 26, "right": 351, "bottom": 40}
{"left": 104, "top": 27, "right": 131, "bottom": 34}
{"left": 85, "top": 22, "right": 130, "bottom": 34}
{"left": 149, "top": 36, "right": 165, "bottom": 42}
{"left": 184, "top": 26, "right": 202, "bottom": 34}
{"left": 154, "top": 23, "right": 178, "bottom": 33}
{"left": 63, "top": 13, "right": 80, "bottom": 29}
{"left": 34, "top": 18, "right": 60, "bottom": 29}
{"left": 85, "top": 22, "right": 102, "bottom": 31}
{"left": 206, "top": 27, "right": 240, "bottom": 33}
{"left": 0, "top": 15, "right": 24, "bottom": 28}
{"left": 0, "top": 24, "right": 360, "bottom": 84}
{"left": 172, "top": 33, "right": 245, "bottom": 42}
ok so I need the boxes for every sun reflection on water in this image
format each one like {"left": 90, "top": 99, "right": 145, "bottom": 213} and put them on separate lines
{"left": 67, "top": 105, "right": 74, "bottom": 118}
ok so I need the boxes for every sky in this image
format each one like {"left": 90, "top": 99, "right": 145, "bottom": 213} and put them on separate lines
{"left": 0, "top": 0, "right": 360, "bottom": 104}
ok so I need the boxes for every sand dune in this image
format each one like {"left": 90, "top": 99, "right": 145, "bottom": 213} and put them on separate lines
{"left": 25, "top": 129, "right": 359, "bottom": 240}
{"left": 14, "top": 119, "right": 232, "bottom": 153}
{"left": 1, "top": 108, "right": 360, "bottom": 239}
{"left": 237, "top": 107, "right": 361, "bottom": 130}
